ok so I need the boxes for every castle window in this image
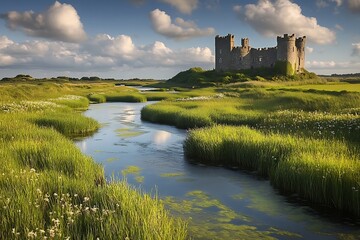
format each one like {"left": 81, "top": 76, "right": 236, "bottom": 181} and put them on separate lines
{"left": 219, "top": 49, "right": 222, "bottom": 55}
{"left": 293, "top": 47, "right": 294, "bottom": 52}
{"left": 219, "top": 58, "right": 222, "bottom": 64}
{"left": 259, "top": 57, "right": 262, "bottom": 62}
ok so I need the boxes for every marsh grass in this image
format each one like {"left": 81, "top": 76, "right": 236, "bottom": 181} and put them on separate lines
{"left": 0, "top": 81, "right": 188, "bottom": 239}
{"left": 184, "top": 125, "right": 360, "bottom": 216}
{"left": 105, "top": 93, "right": 147, "bottom": 102}
{"left": 0, "top": 113, "right": 187, "bottom": 239}
{"left": 141, "top": 89, "right": 360, "bottom": 142}
{"left": 87, "top": 93, "right": 106, "bottom": 103}
{"left": 49, "top": 95, "right": 90, "bottom": 110}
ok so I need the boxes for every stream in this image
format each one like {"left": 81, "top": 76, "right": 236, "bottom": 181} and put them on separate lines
{"left": 75, "top": 102, "right": 360, "bottom": 240}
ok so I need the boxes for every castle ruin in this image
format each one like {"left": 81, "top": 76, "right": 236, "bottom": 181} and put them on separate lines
{"left": 215, "top": 34, "right": 306, "bottom": 75}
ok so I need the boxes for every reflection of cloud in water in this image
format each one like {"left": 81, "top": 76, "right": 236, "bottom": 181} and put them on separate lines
{"left": 77, "top": 141, "right": 87, "bottom": 152}
{"left": 121, "top": 106, "right": 135, "bottom": 123}
{"left": 154, "top": 130, "right": 172, "bottom": 145}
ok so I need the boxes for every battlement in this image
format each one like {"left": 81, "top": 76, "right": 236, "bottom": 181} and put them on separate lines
{"left": 215, "top": 34, "right": 233, "bottom": 39}
{"left": 252, "top": 47, "right": 277, "bottom": 52}
{"left": 296, "top": 36, "right": 306, "bottom": 41}
{"left": 277, "top": 33, "right": 296, "bottom": 41}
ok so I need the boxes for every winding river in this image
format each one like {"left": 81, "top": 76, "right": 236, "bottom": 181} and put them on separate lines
{"left": 75, "top": 102, "right": 359, "bottom": 240}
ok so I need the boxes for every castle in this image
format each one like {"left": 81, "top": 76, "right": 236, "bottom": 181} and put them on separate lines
{"left": 215, "top": 34, "right": 306, "bottom": 75}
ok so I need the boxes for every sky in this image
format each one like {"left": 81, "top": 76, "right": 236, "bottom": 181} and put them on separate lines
{"left": 0, "top": 0, "right": 359, "bottom": 79}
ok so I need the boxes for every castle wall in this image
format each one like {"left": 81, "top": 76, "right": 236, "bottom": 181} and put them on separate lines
{"left": 229, "top": 47, "right": 277, "bottom": 70}
{"left": 248, "top": 47, "right": 277, "bottom": 69}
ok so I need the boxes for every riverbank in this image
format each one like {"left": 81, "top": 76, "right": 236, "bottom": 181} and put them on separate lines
{"left": 0, "top": 83, "right": 187, "bottom": 239}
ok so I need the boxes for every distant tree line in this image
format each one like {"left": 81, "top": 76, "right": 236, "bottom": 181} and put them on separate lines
{"left": 330, "top": 73, "right": 360, "bottom": 77}
{"left": 0, "top": 74, "right": 159, "bottom": 82}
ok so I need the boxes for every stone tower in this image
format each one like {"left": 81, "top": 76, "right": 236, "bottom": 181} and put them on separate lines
{"left": 276, "top": 34, "right": 297, "bottom": 74}
{"left": 295, "top": 36, "right": 306, "bottom": 72}
{"left": 240, "top": 38, "right": 250, "bottom": 58}
{"left": 276, "top": 34, "right": 306, "bottom": 74}
{"left": 215, "top": 34, "right": 234, "bottom": 71}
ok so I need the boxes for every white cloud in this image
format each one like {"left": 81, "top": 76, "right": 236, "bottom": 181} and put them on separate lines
{"left": 0, "top": 1, "right": 86, "bottom": 43}
{"left": 89, "top": 34, "right": 137, "bottom": 60}
{"left": 234, "top": 0, "right": 336, "bottom": 45}
{"left": 352, "top": 43, "right": 360, "bottom": 56}
{"left": 0, "top": 36, "right": 14, "bottom": 49}
{"left": 159, "top": 0, "right": 198, "bottom": 14}
{"left": 348, "top": 0, "right": 360, "bottom": 13}
{"left": 306, "top": 47, "right": 314, "bottom": 53}
{"left": 306, "top": 60, "right": 336, "bottom": 68}
{"left": 150, "top": 9, "right": 215, "bottom": 40}
{"left": 0, "top": 34, "right": 214, "bottom": 77}
{"left": 306, "top": 59, "right": 360, "bottom": 74}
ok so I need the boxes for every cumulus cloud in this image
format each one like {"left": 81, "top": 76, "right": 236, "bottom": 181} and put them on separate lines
{"left": 0, "top": 1, "right": 86, "bottom": 43}
{"left": 234, "top": 0, "right": 336, "bottom": 45}
{"left": 159, "top": 0, "right": 198, "bottom": 14}
{"left": 352, "top": 43, "right": 360, "bottom": 56}
{"left": 150, "top": 9, "right": 215, "bottom": 40}
{"left": 0, "top": 34, "right": 214, "bottom": 75}
{"left": 348, "top": 0, "right": 360, "bottom": 13}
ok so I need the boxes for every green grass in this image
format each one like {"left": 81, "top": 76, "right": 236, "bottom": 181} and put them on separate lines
{"left": 141, "top": 89, "right": 360, "bottom": 142}
{"left": 105, "top": 93, "right": 147, "bottom": 102}
{"left": 279, "top": 82, "right": 360, "bottom": 92}
{"left": 87, "top": 93, "right": 106, "bottom": 103}
{"left": 0, "top": 81, "right": 188, "bottom": 239}
{"left": 184, "top": 125, "right": 360, "bottom": 216}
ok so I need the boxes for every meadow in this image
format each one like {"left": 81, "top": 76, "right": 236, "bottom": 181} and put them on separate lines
{"left": 0, "top": 81, "right": 188, "bottom": 239}
{"left": 141, "top": 84, "right": 360, "bottom": 217}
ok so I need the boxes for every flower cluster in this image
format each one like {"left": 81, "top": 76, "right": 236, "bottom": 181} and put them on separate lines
{"left": 257, "top": 110, "right": 360, "bottom": 140}
{"left": 0, "top": 101, "right": 59, "bottom": 113}
{"left": 175, "top": 94, "right": 224, "bottom": 102}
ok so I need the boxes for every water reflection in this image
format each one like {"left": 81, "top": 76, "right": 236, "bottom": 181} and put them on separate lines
{"left": 118, "top": 106, "right": 136, "bottom": 123}
{"left": 154, "top": 130, "right": 172, "bottom": 145}
{"left": 77, "top": 140, "right": 87, "bottom": 152}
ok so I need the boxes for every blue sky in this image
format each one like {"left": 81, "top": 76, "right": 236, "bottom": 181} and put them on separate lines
{"left": 0, "top": 0, "right": 359, "bottom": 79}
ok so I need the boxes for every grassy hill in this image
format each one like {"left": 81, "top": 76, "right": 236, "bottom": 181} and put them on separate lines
{"left": 161, "top": 67, "right": 319, "bottom": 88}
